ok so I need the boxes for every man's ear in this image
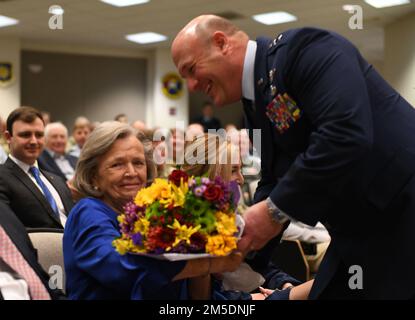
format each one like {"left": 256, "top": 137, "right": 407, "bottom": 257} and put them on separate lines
{"left": 212, "top": 31, "right": 229, "bottom": 53}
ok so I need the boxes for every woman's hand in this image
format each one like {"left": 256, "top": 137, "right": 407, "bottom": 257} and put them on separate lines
{"left": 173, "top": 251, "right": 243, "bottom": 281}
{"left": 251, "top": 292, "right": 267, "bottom": 300}
{"left": 259, "top": 286, "right": 275, "bottom": 298}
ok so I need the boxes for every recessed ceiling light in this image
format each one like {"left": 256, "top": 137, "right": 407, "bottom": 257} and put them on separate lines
{"left": 126, "top": 32, "right": 167, "bottom": 44}
{"left": 364, "top": 0, "right": 410, "bottom": 8}
{"left": 252, "top": 11, "right": 297, "bottom": 25}
{"left": 0, "top": 15, "right": 18, "bottom": 28}
{"left": 100, "top": 0, "right": 149, "bottom": 7}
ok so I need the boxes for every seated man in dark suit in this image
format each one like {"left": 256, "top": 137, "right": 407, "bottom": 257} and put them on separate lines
{"left": 0, "top": 107, "right": 74, "bottom": 229}
{"left": 193, "top": 101, "right": 222, "bottom": 132}
{"left": 38, "top": 122, "right": 78, "bottom": 181}
{"left": 0, "top": 201, "right": 65, "bottom": 300}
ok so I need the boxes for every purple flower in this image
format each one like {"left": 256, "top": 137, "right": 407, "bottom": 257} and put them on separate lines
{"left": 194, "top": 185, "right": 206, "bottom": 197}
{"left": 201, "top": 177, "right": 210, "bottom": 185}
{"left": 131, "top": 232, "right": 143, "bottom": 246}
{"left": 188, "top": 179, "right": 195, "bottom": 187}
{"left": 228, "top": 180, "right": 240, "bottom": 206}
{"left": 152, "top": 247, "right": 165, "bottom": 254}
{"left": 170, "top": 241, "right": 188, "bottom": 253}
{"left": 124, "top": 201, "right": 139, "bottom": 215}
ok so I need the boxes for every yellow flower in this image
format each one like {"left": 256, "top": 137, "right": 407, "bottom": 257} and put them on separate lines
{"left": 168, "top": 219, "right": 200, "bottom": 247}
{"left": 134, "top": 178, "right": 189, "bottom": 209}
{"left": 113, "top": 238, "right": 132, "bottom": 255}
{"left": 134, "top": 187, "right": 155, "bottom": 206}
{"left": 169, "top": 182, "right": 187, "bottom": 207}
{"left": 135, "top": 178, "right": 170, "bottom": 206}
{"left": 133, "top": 217, "right": 150, "bottom": 235}
{"left": 205, "top": 234, "right": 237, "bottom": 256}
{"left": 158, "top": 184, "right": 174, "bottom": 207}
{"left": 129, "top": 244, "right": 147, "bottom": 253}
{"left": 117, "top": 214, "right": 126, "bottom": 225}
{"left": 215, "top": 212, "right": 237, "bottom": 237}
{"left": 178, "top": 179, "right": 189, "bottom": 196}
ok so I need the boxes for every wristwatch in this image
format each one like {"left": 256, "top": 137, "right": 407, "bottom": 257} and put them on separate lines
{"left": 265, "top": 197, "right": 289, "bottom": 225}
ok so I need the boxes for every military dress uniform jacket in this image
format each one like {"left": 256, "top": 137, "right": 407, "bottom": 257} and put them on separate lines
{"left": 243, "top": 28, "right": 415, "bottom": 299}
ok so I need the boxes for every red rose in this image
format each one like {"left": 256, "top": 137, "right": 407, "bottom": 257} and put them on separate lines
{"left": 203, "top": 184, "right": 224, "bottom": 202}
{"left": 168, "top": 170, "right": 189, "bottom": 186}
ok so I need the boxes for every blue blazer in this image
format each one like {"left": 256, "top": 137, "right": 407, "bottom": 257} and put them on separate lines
{"left": 244, "top": 28, "right": 415, "bottom": 299}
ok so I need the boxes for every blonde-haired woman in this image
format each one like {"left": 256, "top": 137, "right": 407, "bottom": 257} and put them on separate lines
{"left": 182, "top": 133, "right": 244, "bottom": 186}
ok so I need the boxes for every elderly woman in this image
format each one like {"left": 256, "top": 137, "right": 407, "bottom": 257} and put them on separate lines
{"left": 63, "top": 122, "right": 242, "bottom": 300}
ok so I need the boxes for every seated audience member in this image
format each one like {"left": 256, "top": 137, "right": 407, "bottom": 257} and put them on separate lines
{"left": 193, "top": 101, "right": 222, "bottom": 132}
{"left": 0, "top": 115, "right": 9, "bottom": 154}
{"left": 38, "top": 122, "right": 78, "bottom": 181}
{"left": 0, "top": 144, "right": 6, "bottom": 164}
{"left": 0, "top": 107, "right": 74, "bottom": 229}
{"left": 185, "top": 123, "right": 204, "bottom": 142}
{"left": 63, "top": 121, "right": 242, "bottom": 300}
{"left": 91, "top": 121, "right": 100, "bottom": 131}
{"left": 149, "top": 127, "right": 169, "bottom": 178}
{"left": 1, "top": 116, "right": 8, "bottom": 164}
{"left": 158, "top": 128, "right": 185, "bottom": 178}
{"left": 132, "top": 120, "right": 147, "bottom": 132}
{"left": 40, "top": 111, "right": 51, "bottom": 126}
{"left": 181, "top": 134, "right": 310, "bottom": 300}
{"left": 114, "top": 113, "right": 128, "bottom": 124}
{"left": 225, "top": 123, "right": 237, "bottom": 133}
{"left": 0, "top": 202, "right": 65, "bottom": 300}
{"left": 68, "top": 116, "right": 92, "bottom": 158}
{"left": 228, "top": 129, "right": 261, "bottom": 181}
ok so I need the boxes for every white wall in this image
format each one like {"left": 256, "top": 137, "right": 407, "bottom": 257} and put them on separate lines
{"left": 384, "top": 12, "right": 415, "bottom": 107}
{"left": 22, "top": 42, "right": 188, "bottom": 129}
{"left": 0, "top": 37, "right": 20, "bottom": 120}
{"left": 22, "top": 40, "right": 151, "bottom": 59}
{"left": 1, "top": 38, "right": 187, "bottom": 129}
{"left": 147, "top": 48, "right": 188, "bottom": 129}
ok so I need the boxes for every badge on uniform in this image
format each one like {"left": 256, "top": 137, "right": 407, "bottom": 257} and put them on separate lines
{"left": 265, "top": 93, "right": 302, "bottom": 134}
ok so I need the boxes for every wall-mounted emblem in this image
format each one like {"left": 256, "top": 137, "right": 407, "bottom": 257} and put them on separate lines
{"left": 0, "top": 63, "right": 13, "bottom": 87}
{"left": 162, "top": 72, "right": 183, "bottom": 99}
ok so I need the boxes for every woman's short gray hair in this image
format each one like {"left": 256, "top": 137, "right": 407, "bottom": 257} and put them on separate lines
{"left": 73, "top": 121, "right": 156, "bottom": 199}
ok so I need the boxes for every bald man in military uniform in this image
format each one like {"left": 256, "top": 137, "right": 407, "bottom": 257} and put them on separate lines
{"left": 171, "top": 15, "right": 415, "bottom": 299}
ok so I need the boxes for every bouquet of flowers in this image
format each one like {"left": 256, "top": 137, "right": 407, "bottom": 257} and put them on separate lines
{"left": 113, "top": 170, "right": 242, "bottom": 259}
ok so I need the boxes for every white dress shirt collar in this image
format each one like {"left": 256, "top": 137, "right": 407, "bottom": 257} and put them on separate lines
{"left": 242, "top": 40, "right": 257, "bottom": 102}
{"left": 8, "top": 155, "right": 39, "bottom": 174}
